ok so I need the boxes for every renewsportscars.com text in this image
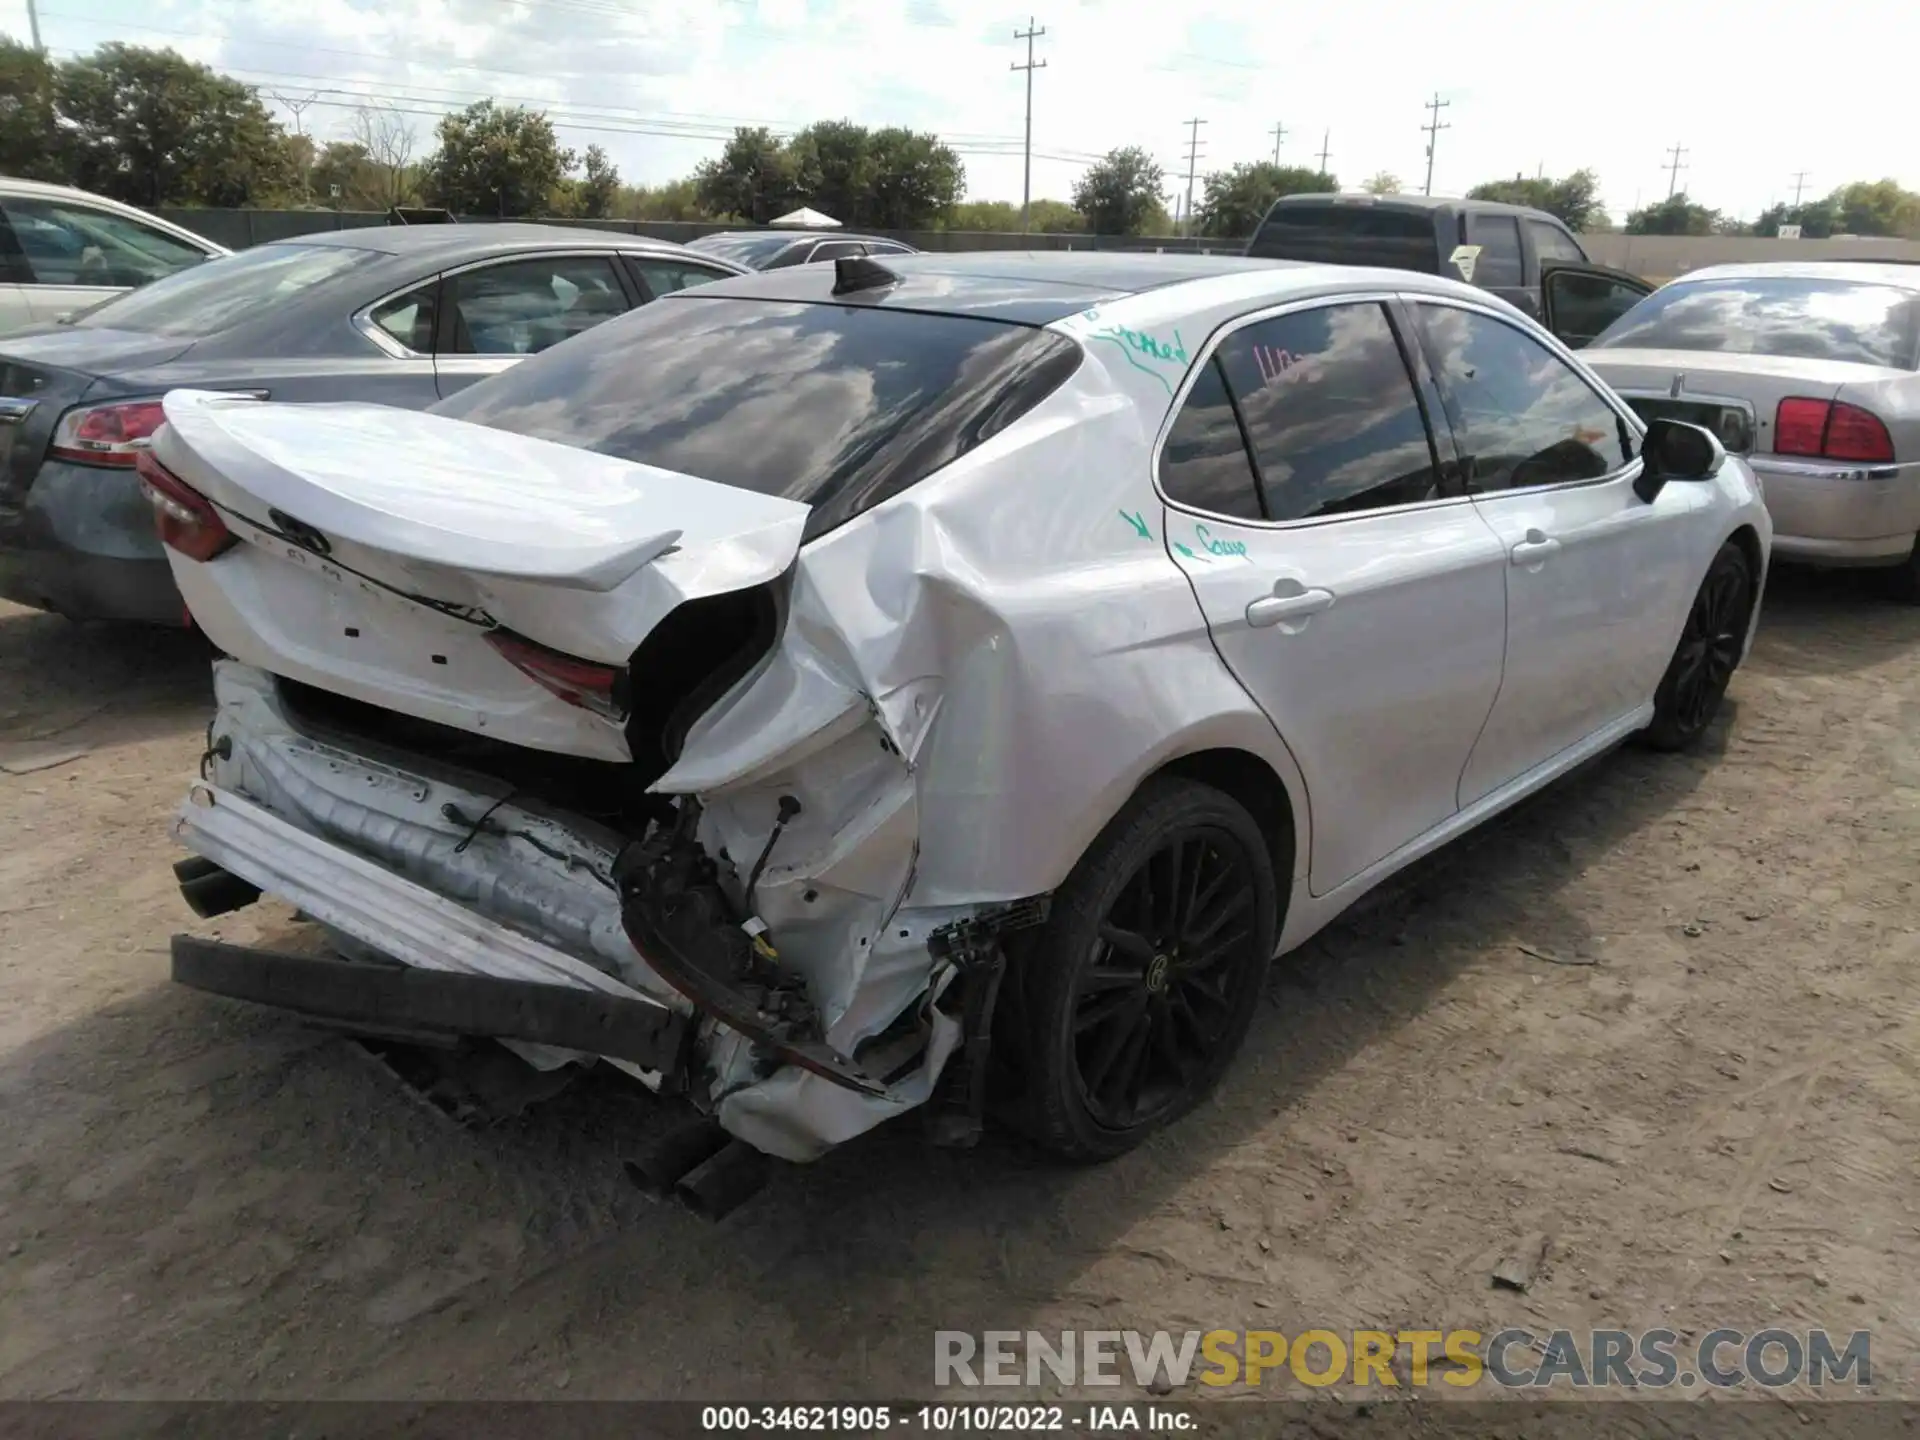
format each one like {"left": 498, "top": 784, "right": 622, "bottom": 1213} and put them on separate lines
{"left": 934, "top": 1328, "right": 1872, "bottom": 1390}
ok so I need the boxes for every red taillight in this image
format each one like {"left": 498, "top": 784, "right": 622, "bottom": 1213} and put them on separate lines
{"left": 49, "top": 400, "right": 169, "bottom": 466}
{"left": 485, "top": 631, "right": 626, "bottom": 720}
{"left": 1774, "top": 397, "right": 1896, "bottom": 463}
{"left": 1823, "top": 402, "right": 1895, "bottom": 462}
{"left": 1773, "top": 397, "right": 1829, "bottom": 457}
{"left": 135, "top": 450, "right": 236, "bottom": 562}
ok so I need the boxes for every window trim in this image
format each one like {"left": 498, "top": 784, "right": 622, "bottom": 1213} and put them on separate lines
{"left": 1150, "top": 289, "right": 1477, "bottom": 533}
{"left": 1404, "top": 292, "right": 1648, "bottom": 502}
{"left": 351, "top": 246, "right": 632, "bottom": 359}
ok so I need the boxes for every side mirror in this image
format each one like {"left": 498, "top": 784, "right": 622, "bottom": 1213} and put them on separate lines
{"left": 1633, "top": 418, "right": 1725, "bottom": 503}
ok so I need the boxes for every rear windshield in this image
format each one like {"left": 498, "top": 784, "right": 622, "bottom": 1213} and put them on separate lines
{"left": 1593, "top": 276, "right": 1920, "bottom": 369}
{"left": 1247, "top": 204, "right": 1439, "bottom": 272}
{"left": 686, "top": 233, "right": 795, "bottom": 268}
{"left": 70, "top": 242, "right": 373, "bottom": 336}
{"left": 432, "top": 295, "right": 1083, "bottom": 539}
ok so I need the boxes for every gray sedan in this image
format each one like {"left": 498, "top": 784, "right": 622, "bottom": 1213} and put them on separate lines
{"left": 1584, "top": 262, "right": 1920, "bottom": 595}
{"left": 0, "top": 224, "right": 745, "bottom": 624}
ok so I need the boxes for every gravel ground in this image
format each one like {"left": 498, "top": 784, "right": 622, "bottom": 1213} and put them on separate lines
{"left": 1, "top": 571, "right": 1916, "bottom": 1408}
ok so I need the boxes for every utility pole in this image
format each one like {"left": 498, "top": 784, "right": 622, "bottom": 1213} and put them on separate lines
{"left": 269, "top": 91, "right": 320, "bottom": 138}
{"left": 1182, "top": 117, "right": 1206, "bottom": 236}
{"left": 1316, "top": 128, "right": 1332, "bottom": 177}
{"left": 25, "top": 0, "right": 42, "bottom": 51}
{"left": 1269, "top": 122, "right": 1288, "bottom": 165}
{"left": 1421, "top": 93, "right": 1451, "bottom": 196}
{"left": 1791, "top": 170, "right": 1811, "bottom": 207}
{"left": 1010, "top": 18, "right": 1047, "bottom": 234}
{"left": 1663, "top": 143, "right": 1688, "bottom": 200}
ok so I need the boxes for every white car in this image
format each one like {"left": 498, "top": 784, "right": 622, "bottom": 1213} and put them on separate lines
{"left": 0, "top": 177, "right": 226, "bottom": 334}
{"left": 146, "top": 253, "right": 1770, "bottom": 1206}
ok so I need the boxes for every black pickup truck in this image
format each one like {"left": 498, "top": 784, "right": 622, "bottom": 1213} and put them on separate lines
{"left": 1245, "top": 193, "right": 1653, "bottom": 348}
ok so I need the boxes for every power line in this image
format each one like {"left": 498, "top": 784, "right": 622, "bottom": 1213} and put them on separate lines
{"left": 1421, "top": 93, "right": 1450, "bottom": 196}
{"left": 1269, "top": 122, "right": 1287, "bottom": 165}
{"left": 1181, "top": 117, "right": 1206, "bottom": 236}
{"left": 1663, "top": 143, "right": 1688, "bottom": 200}
{"left": 1010, "top": 16, "right": 1047, "bottom": 233}
{"left": 268, "top": 90, "right": 319, "bottom": 137}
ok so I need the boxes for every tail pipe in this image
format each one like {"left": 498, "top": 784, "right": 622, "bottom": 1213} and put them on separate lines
{"left": 624, "top": 1121, "right": 771, "bottom": 1221}
{"left": 173, "top": 855, "right": 261, "bottom": 919}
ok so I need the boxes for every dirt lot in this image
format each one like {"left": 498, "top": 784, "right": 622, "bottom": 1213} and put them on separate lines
{"left": 1, "top": 575, "right": 1917, "bottom": 1406}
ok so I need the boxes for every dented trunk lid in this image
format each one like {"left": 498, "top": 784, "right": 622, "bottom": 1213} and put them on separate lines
{"left": 152, "top": 391, "right": 810, "bottom": 760}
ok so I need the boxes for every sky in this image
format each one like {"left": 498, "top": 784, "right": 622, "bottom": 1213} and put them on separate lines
{"left": 9, "top": 0, "right": 1917, "bottom": 227}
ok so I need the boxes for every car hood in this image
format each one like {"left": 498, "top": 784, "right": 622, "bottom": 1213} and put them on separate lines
{"left": 0, "top": 325, "right": 195, "bottom": 374}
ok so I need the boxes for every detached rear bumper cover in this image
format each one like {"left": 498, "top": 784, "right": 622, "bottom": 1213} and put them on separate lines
{"left": 172, "top": 662, "right": 963, "bottom": 1160}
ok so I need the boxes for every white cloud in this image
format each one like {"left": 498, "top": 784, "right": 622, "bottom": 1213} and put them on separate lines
{"left": 14, "top": 0, "right": 1918, "bottom": 224}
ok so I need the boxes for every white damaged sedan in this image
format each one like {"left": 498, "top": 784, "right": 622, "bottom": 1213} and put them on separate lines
{"left": 148, "top": 252, "right": 1769, "bottom": 1193}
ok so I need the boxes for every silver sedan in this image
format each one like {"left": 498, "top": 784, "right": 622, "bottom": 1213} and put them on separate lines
{"left": 1584, "top": 262, "right": 1920, "bottom": 594}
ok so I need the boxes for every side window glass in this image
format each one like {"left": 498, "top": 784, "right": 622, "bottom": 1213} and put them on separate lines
{"left": 1467, "top": 214, "right": 1524, "bottom": 286}
{"left": 445, "top": 256, "right": 628, "bottom": 356}
{"left": 631, "top": 259, "right": 727, "bottom": 298}
{"left": 1213, "top": 301, "right": 1442, "bottom": 521}
{"left": 367, "top": 285, "right": 437, "bottom": 353}
{"left": 1527, "top": 220, "right": 1585, "bottom": 264}
{"left": 1544, "top": 272, "right": 1647, "bottom": 350}
{"left": 1, "top": 197, "right": 209, "bottom": 287}
{"left": 807, "top": 241, "right": 864, "bottom": 263}
{"left": 1415, "top": 303, "right": 1629, "bottom": 493}
{"left": 1159, "top": 357, "right": 1263, "bottom": 520}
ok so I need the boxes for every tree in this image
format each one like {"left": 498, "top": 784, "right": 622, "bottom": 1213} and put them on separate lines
{"left": 56, "top": 43, "right": 297, "bottom": 206}
{"left": 350, "top": 105, "right": 418, "bottom": 208}
{"left": 1073, "top": 147, "right": 1167, "bottom": 236}
{"left": 1029, "top": 198, "right": 1084, "bottom": 233}
{"left": 1362, "top": 171, "right": 1402, "bottom": 196}
{"left": 693, "top": 126, "right": 796, "bottom": 223}
{"left": 788, "top": 119, "right": 874, "bottom": 225}
{"left": 1624, "top": 193, "right": 1721, "bottom": 236}
{"left": 948, "top": 199, "right": 1019, "bottom": 230}
{"left": 1752, "top": 199, "right": 1836, "bottom": 239}
{"left": 569, "top": 144, "right": 620, "bottom": 219}
{"left": 0, "top": 40, "right": 63, "bottom": 182}
{"left": 310, "top": 141, "right": 384, "bottom": 209}
{"left": 863, "top": 126, "right": 963, "bottom": 228}
{"left": 420, "top": 100, "right": 572, "bottom": 217}
{"left": 1194, "top": 161, "right": 1335, "bottom": 238}
{"left": 1467, "top": 168, "right": 1606, "bottom": 231}
{"left": 619, "top": 178, "right": 710, "bottom": 222}
{"left": 1827, "top": 179, "right": 1920, "bottom": 238}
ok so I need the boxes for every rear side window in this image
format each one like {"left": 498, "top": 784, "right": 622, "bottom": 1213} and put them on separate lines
{"left": 1527, "top": 220, "right": 1585, "bottom": 264}
{"left": 368, "top": 285, "right": 437, "bottom": 353}
{"left": 1247, "top": 205, "right": 1438, "bottom": 273}
{"left": 445, "top": 255, "right": 630, "bottom": 356}
{"left": 1415, "top": 302, "right": 1630, "bottom": 492}
{"left": 67, "top": 242, "right": 370, "bottom": 335}
{"left": 1159, "top": 358, "right": 1263, "bottom": 519}
{"left": 1467, "top": 214, "right": 1524, "bottom": 287}
{"left": 1211, "top": 301, "right": 1443, "bottom": 521}
{"left": 434, "top": 297, "right": 1084, "bottom": 539}
{"left": 1593, "top": 277, "right": 1920, "bottom": 369}
{"left": 630, "top": 257, "right": 731, "bottom": 298}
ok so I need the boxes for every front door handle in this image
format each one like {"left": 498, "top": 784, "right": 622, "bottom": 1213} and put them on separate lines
{"left": 1246, "top": 585, "right": 1335, "bottom": 629}
{"left": 1510, "top": 529, "right": 1561, "bottom": 567}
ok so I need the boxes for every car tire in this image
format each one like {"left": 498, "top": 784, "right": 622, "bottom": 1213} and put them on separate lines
{"left": 1870, "top": 536, "right": 1920, "bottom": 604}
{"left": 1639, "top": 540, "right": 1754, "bottom": 752}
{"left": 1006, "top": 777, "right": 1278, "bottom": 1162}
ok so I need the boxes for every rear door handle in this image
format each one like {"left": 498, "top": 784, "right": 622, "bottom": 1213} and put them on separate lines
{"left": 1246, "top": 586, "right": 1335, "bottom": 628}
{"left": 1510, "top": 531, "right": 1561, "bottom": 566}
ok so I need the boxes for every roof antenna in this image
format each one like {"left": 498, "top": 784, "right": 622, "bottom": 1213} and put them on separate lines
{"left": 832, "top": 255, "right": 901, "bottom": 295}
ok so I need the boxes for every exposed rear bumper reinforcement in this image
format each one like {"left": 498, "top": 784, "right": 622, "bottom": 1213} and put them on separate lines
{"left": 173, "top": 935, "right": 693, "bottom": 1075}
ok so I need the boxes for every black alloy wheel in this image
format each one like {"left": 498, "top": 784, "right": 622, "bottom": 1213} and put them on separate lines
{"left": 1009, "top": 778, "right": 1279, "bottom": 1160}
{"left": 1642, "top": 540, "right": 1752, "bottom": 751}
